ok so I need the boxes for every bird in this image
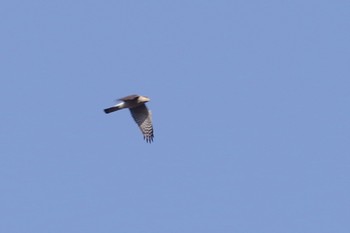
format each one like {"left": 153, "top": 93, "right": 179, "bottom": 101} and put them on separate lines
{"left": 104, "top": 94, "right": 154, "bottom": 143}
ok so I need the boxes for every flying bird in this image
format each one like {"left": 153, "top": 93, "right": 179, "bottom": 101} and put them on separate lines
{"left": 104, "top": 94, "right": 154, "bottom": 143}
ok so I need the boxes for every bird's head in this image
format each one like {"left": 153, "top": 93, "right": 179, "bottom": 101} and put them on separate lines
{"left": 138, "top": 96, "right": 150, "bottom": 103}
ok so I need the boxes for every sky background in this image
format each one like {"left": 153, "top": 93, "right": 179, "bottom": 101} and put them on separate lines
{"left": 1, "top": 1, "right": 349, "bottom": 232}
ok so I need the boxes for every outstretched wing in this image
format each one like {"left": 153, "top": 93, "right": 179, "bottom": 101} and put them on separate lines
{"left": 129, "top": 104, "right": 154, "bottom": 143}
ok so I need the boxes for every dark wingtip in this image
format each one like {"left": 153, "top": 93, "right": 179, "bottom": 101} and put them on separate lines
{"left": 144, "top": 136, "right": 154, "bottom": 143}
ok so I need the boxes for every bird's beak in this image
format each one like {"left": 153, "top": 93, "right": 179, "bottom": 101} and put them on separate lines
{"left": 139, "top": 96, "right": 150, "bottom": 102}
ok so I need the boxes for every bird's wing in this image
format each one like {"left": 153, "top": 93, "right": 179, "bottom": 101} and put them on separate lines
{"left": 129, "top": 104, "right": 154, "bottom": 143}
{"left": 119, "top": 95, "right": 139, "bottom": 101}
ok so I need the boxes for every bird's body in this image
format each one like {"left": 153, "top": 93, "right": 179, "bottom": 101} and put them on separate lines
{"left": 104, "top": 94, "right": 154, "bottom": 143}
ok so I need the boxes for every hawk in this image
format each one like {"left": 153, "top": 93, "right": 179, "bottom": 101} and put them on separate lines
{"left": 104, "top": 94, "right": 154, "bottom": 143}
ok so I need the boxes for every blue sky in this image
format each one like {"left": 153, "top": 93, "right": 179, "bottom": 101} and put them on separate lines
{"left": 1, "top": 1, "right": 349, "bottom": 232}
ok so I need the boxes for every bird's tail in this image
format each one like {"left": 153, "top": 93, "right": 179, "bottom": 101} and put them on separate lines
{"left": 104, "top": 106, "right": 120, "bottom": 113}
{"left": 104, "top": 102, "right": 125, "bottom": 113}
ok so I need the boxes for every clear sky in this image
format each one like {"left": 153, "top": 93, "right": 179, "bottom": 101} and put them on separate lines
{"left": 1, "top": 1, "right": 349, "bottom": 232}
